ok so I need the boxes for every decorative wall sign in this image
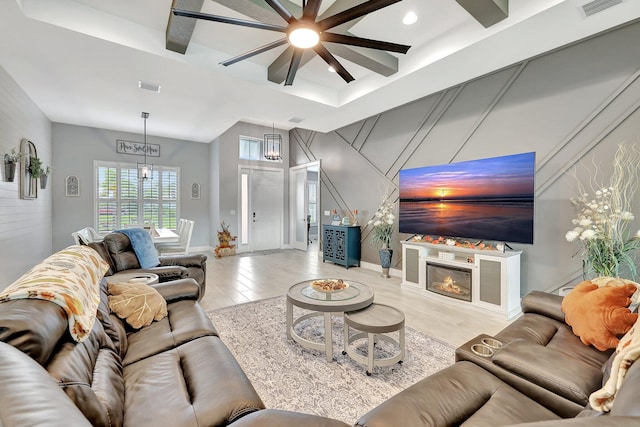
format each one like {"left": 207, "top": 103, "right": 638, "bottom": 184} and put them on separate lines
{"left": 20, "top": 138, "right": 37, "bottom": 199}
{"left": 191, "top": 183, "right": 201, "bottom": 200}
{"left": 65, "top": 175, "right": 79, "bottom": 197}
{"left": 116, "top": 140, "right": 160, "bottom": 157}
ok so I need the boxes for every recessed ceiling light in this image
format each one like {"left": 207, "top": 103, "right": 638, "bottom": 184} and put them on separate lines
{"left": 402, "top": 11, "right": 418, "bottom": 25}
{"left": 328, "top": 66, "right": 336, "bottom": 73}
{"left": 138, "top": 80, "right": 161, "bottom": 93}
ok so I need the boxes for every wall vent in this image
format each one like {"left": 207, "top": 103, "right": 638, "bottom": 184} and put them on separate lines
{"left": 138, "top": 81, "right": 161, "bottom": 93}
{"left": 582, "top": 0, "right": 622, "bottom": 17}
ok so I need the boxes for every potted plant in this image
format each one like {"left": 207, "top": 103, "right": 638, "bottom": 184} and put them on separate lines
{"left": 40, "top": 165, "right": 51, "bottom": 189}
{"left": 368, "top": 190, "right": 396, "bottom": 278}
{"left": 3, "top": 148, "right": 21, "bottom": 182}
{"left": 28, "top": 156, "right": 43, "bottom": 178}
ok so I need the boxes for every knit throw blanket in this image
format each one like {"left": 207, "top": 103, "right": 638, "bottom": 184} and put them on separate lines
{"left": 590, "top": 318, "right": 640, "bottom": 412}
{"left": 115, "top": 228, "right": 160, "bottom": 268}
{"left": 0, "top": 245, "right": 109, "bottom": 342}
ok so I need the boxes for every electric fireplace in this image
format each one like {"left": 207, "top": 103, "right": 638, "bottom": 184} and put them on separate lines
{"left": 426, "top": 262, "right": 472, "bottom": 302}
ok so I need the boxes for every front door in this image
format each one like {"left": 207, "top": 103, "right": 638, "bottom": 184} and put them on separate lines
{"left": 250, "top": 168, "right": 283, "bottom": 251}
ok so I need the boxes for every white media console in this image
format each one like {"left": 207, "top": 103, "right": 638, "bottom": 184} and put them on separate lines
{"left": 401, "top": 240, "right": 522, "bottom": 320}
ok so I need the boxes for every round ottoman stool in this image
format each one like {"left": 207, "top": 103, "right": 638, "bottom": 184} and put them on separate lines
{"left": 342, "top": 303, "right": 405, "bottom": 375}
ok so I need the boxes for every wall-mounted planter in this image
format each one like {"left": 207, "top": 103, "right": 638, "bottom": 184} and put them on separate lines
{"left": 40, "top": 173, "right": 48, "bottom": 189}
{"left": 3, "top": 156, "right": 16, "bottom": 182}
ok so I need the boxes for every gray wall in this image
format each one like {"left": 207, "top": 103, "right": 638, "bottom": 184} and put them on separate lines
{"left": 213, "top": 121, "right": 290, "bottom": 246}
{"left": 0, "top": 66, "right": 52, "bottom": 289}
{"left": 290, "top": 20, "right": 640, "bottom": 295}
{"left": 52, "top": 123, "right": 210, "bottom": 250}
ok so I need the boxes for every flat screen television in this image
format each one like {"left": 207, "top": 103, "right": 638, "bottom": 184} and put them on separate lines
{"left": 399, "top": 152, "right": 535, "bottom": 244}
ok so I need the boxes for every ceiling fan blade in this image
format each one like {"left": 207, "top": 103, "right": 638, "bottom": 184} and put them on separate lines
{"left": 264, "top": 0, "right": 296, "bottom": 24}
{"left": 302, "top": 0, "right": 323, "bottom": 21}
{"left": 221, "top": 38, "right": 289, "bottom": 66}
{"left": 285, "top": 49, "right": 304, "bottom": 86}
{"left": 313, "top": 44, "right": 354, "bottom": 83}
{"left": 321, "top": 32, "right": 410, "bottom": 54}
{"left": 317, "top": 0, "right": 402, "bottom": 31}
{"left": 172, "top": 8, "right": 287, "bottom": 33}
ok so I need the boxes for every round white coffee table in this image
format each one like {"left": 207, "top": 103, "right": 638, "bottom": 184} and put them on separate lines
{"left": 105, "top": 272, "right": 159, "bottom": 286}
{"left": 286, "top": 279, "right": 374, "bottom": 362}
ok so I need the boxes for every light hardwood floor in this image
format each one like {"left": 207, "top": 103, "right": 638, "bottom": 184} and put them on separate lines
{"left": 198, "top": 245, "right": 513, "bottom": 348}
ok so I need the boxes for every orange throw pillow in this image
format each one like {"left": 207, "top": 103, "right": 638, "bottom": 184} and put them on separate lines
{"left": 561, "top": 281, "right": 638, "bottom": 351}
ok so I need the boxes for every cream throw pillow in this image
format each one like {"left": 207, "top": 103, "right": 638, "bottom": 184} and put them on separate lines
{"left": 108, "top": 282, "right": 167, "bottom": 329}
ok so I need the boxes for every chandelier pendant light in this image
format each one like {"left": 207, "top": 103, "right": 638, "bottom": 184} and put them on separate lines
{"left": 137, "top": 112, "right": 153, "bottom": 180}
{"left": 264, "top": 123, "right": 283, "bottom": 161}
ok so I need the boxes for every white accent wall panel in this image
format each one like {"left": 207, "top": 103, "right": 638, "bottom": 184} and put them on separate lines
{"left": 0, "top": 66, "right": 52, "bottom": 290}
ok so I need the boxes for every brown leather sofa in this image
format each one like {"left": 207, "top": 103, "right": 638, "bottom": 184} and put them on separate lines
{"left": 355, "top": 291, "right": 640, "bottom": 426}
{"left": 0, "top": 262, "right": 347, "bottom": 426}
{"left": 88, "top": 231, "right": 207, "bottom": 299}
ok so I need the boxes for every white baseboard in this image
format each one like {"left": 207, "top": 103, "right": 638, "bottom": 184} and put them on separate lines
{"left": 359, "top": 260, "right": 402, "bottom": 278}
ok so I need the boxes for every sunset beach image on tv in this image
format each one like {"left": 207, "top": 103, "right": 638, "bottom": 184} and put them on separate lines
{"left": 399, "top": 152, "right": 535, "bottom": 244}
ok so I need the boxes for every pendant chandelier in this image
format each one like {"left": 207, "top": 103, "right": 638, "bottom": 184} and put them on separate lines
{"left": 264, "top": 123, "right": 282, "bottom": 161}
{"left": 137, "top": 112, "right": 153, "bottom": 180}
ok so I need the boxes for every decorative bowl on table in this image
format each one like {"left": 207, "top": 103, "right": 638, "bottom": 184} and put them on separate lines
{"left": 310, "top": 279, "right": 349, "bottom": 293}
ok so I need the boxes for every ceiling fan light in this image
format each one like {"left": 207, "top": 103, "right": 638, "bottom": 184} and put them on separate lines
{"left": 402, "top": 11, "right": 418, "bottom": 25}
{"left": 288, "top": 26, "right": 320, "bottom": 49}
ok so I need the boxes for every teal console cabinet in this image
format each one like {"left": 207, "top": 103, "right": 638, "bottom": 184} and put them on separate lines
{"left": 322, "top": 225, "right": 361, "bottom": 269}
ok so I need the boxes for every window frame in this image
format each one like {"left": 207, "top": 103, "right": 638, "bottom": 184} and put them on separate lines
{"left": 94, "top": 160, "right": 180, "bottom": 233}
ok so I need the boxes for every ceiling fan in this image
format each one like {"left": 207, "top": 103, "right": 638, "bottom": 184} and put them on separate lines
{"left": 172, "top": 0, "right": 411, "bottom": 86}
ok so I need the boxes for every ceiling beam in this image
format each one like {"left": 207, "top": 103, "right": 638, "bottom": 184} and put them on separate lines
{"left": 455, "top": 0, "right": 509, "bottom": 28}
{"left": 166, "top": 0, "right": 205, "bottom": 54}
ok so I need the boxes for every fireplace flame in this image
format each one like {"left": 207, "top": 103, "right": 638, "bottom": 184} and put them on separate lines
{"left": 436, "top": 275, "right": 463, "bottom": 295}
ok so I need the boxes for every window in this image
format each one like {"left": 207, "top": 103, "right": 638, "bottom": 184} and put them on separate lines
{"left": 308, "top": 182, "right": 317, "bottom": 225}
{"left": 239, "top": 136, "right": 281, "bottom": 162}
{"left": 95, "top": 161, "right": 179, "bottom": 233}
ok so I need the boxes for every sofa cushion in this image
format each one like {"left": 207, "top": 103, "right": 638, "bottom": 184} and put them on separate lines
{"left": 108, "top": 282, "right": 167, "bottom": 329}
{"left": 0, "top": 299, "right": 68, "bottom": 365}
{"left": 95, "top": 279, "right": 128, "bottom": 358}
{"left": 123, "top": 299, "right": 218, "bottom": 366}
{"left": 45, "top": 320, "right": 124, "bottom": 427}
{"left": 123, "top": 336, "right": 264, "bottom": 427}
{"left": 562, "top": 281, "right": 638, "bottom": 351}
{"left": 103, "top": 232, "right": 143, "bottom": 272}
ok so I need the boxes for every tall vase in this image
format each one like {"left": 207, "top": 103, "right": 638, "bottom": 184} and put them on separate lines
{"left": 379, "top": 247, "right": 393, "bottom": 278}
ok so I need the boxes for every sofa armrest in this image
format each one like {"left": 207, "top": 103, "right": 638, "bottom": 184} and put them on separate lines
{"left": 521, "top": 291, "right": 565, "bottom": 323}
{"left": 0, "top": 341, "right": 92, "bottom": 427}
{"left": 231, "top": 409, "right": 350, "bottom": 427}
{"left": 124, "top": 266, "right": 188, "bottom": 282}
{"left": 493, "top": 339, "right": 602, "bottom": 404}
{"left": 506, "top": 417, "right": 640, "bottom": 427}
{"left": 151, "top": 278, "right": 200, "bottom": 303}
{"left": 159, "top": 253, "right": 207, "bottom": 268}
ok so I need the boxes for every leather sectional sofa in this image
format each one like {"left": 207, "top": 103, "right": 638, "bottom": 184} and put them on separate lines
{"left": 0, "top": 247, "right": 348, "bottom": 427}
{"left": 355, "top": 291, "right": 640, "bottom": 426}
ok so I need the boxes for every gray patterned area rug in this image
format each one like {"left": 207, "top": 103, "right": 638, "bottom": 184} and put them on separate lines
{"left": 208, "top": 296, "right": 455, "bottom": 423}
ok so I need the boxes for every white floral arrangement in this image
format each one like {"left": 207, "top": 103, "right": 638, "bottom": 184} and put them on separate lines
{"left": 368, "top": 191, "right": 396, "bottom": 249}
{"left": 566, "top": 144, "right": 640, "bottom": 278}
